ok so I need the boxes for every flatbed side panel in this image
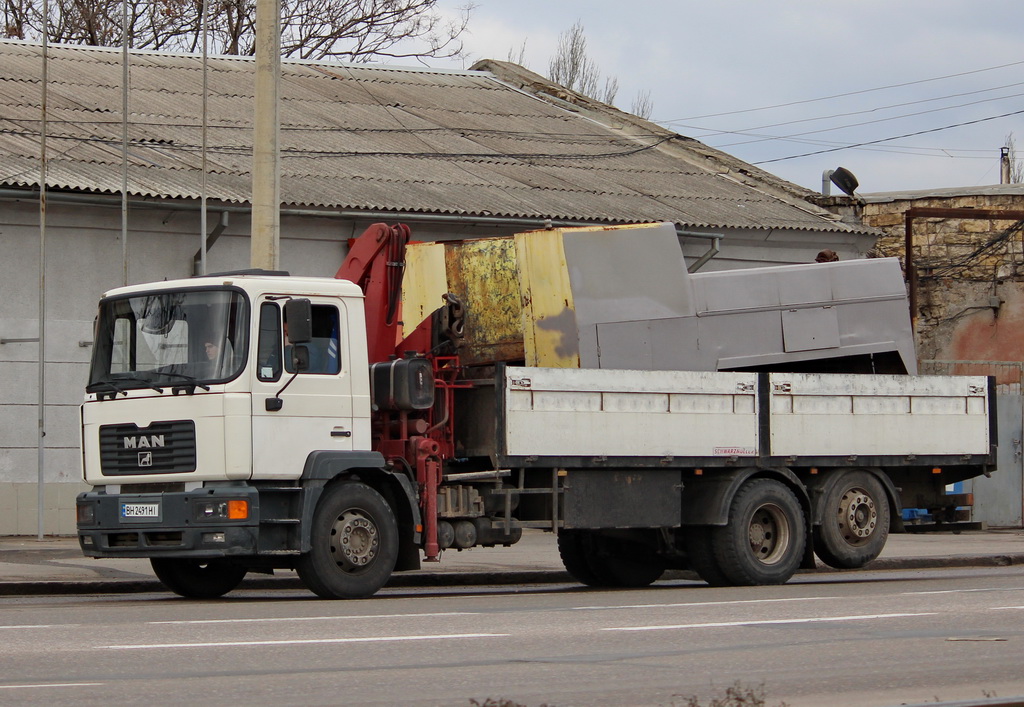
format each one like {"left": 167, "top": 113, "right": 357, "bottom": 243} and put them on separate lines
{"left": 768, "top": 372, "right": 990, "bottom": 457}
{"left": 502, "top": 367, "right": 758, "bottom": 459}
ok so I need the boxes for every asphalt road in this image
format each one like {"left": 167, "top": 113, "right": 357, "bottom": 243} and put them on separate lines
{"left": 1, "top": 567, "right": 1023, "bottom": 707}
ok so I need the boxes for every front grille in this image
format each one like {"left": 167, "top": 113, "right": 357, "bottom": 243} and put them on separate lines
{"left": 99, "top": 420, "right": 197, "bottom": 476}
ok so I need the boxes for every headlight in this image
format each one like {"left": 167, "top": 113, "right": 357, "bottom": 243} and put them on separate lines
{"left": 76, "top": 502, "right": 96, "bottom": 525}
{"left": 194, "top": 499, "right": 249, "bottom": 521}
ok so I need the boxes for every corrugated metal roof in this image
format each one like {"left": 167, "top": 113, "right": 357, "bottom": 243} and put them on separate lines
{"left": 0, "top": 40, "right": 867, "bottom": 234}
{"left": 863, "top": 184, "right": 1024, "bottom": 204}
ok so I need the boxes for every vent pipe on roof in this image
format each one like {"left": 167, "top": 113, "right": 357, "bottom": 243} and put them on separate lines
{"left": 1001, "top": 147, "right": 1012, "bottom": 185}
{"left": 821, "top": 169, "right": 834, "bottom": 196}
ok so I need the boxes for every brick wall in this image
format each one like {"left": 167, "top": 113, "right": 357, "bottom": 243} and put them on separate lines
{"left": 861, "top": 194, "right": 1024, "bottom": 370}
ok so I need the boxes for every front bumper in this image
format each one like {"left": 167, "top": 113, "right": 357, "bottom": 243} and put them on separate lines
{"left": 77, "top": 486, "right": 261, "bottom": 559}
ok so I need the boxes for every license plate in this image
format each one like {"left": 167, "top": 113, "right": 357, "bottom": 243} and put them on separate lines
{"left": 121, "top": 502, "right": 161, "bottom": 521}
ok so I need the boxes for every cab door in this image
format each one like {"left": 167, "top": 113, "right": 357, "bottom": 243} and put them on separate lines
{"left": 250, "top": 297, "right": 355, "bottom": 479}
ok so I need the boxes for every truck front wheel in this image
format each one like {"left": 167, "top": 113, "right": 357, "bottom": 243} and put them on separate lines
{"left": 150, "top": 558, "right": 247, "bottom": 598}
{"left": 813, "top": 470, "right": 890, "bottom": 569}
{"left": 557, "top": 530, "right": 605, "bottom": 586}
{"left": 711, "top": 478, "right": 805, "bottom": 586}
{"left": 558, "top": 530, "right": 665, "bottom": 588}
{"left": 297, "top": 480, "right": 399, "bottom": 599}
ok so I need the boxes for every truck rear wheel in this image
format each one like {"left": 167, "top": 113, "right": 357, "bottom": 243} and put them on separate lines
{"left": 711, "top": 478, "right": 805, "bottom": 586}
{"left": 150, "top": 558, "right": 247, "bottom": 599}
{"left": 685, "top": 526, "right": 731, "bottom": 587}
{"left": 814, "top": 470, "right": 889, "bottom": 569}
{"left": 297, "top": 480, "right": 399, "bottom": 599}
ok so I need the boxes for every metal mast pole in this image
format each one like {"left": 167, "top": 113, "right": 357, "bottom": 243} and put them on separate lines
{"left": 121, "top": 0, "right": 130, "bottom": 286}
{"left": 251, "top": 0, "right": 280, "bottom": 270}
{"left": 199, "top": 0, "right": 209, "bottom": 276}
{"left": 37, "top": 0, "right": 49, "bottom": 540}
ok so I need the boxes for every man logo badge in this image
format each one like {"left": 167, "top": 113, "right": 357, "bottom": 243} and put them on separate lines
{"left": 138, "top": 451, "right": 153, "bottom": 467}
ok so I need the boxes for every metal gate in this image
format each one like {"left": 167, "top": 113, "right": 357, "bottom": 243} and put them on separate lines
{"left": 921, "top": 360, "right": 1024, "bottom": 527}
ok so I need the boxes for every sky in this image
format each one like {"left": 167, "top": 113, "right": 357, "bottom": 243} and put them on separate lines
{"left": 423, "top": 0, "right": 1024, "bottom": 195}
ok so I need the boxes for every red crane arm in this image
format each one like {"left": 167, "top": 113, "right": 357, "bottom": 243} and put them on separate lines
{"left": 335, "top": 223, "right": 411, "bottom": 364}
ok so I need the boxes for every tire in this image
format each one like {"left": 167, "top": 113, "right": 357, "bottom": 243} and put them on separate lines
{"left": 150, "top": 558, "right": 247, "bottom": 599}
{"left": 711, "top": 478, "right": 805, "bottom": 586}
{"left": 558, "top": 530, "right": 665, "bottom": 588}
{"left": 557, "top": 530, "right": 604, "bottom": 587}
{"left": 296, "top": 481, "right": 399, "bottom": 599}
{"left": 813, "top": 470, "right": 890, "bottom": 569}
{"left": 684, "top": 526, "right": 731, "bottom": 587}
{"left": 594, "top": 543, "right": 666, "bottom": 588}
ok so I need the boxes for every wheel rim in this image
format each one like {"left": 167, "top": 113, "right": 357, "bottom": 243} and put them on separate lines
{"left": 329, "top": 509, "right": 379, "bottom": 572}
{"left": 747, "top": 502, "right": 791, "bottom": 565}
{"left": 837, "top": 486, "right": 877, "bottom": 545}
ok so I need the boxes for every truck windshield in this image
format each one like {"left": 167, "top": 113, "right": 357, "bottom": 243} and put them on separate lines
{"left": 88, "top": 288, "right": 249, "bottom": 391}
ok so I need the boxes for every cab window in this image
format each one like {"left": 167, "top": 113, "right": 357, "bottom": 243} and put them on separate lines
{"left": 286, "top": 304, "right": 341, "bottom": 375}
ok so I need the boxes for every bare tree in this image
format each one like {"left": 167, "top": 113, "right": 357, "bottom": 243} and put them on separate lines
{"left": 547, "top": 20, "right": 645, "bottom": 112}
{"left": 548, "top": 21, "right": 605, "bottom": 99}
{"left": 631, "top": 89, "right": 652, "bottom": 120}
{"left": 505, "top": 37, "right": 526, "bottom": 65}
{"left": 4, "top": 0, "right": 472, "bottom": 62}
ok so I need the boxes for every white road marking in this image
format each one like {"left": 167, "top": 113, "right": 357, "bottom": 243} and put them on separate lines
{"left": 603, "top": 612, "right": 937, "bottom": 632}
{"left": 103, "top": 633, "right": 509, "bottom": 650}
{"left": 150, "top": 611, "right": 481, "bottom": 625}
{"left": 0, "top": 683, "right": 102, "bottom": 690}
{"left": 572, "top": 597, "right": 837, "bottom": 611}
{"left": 990, "top": 606, "right": 1024, "bottom": 610}
{"left": 0, "top": 625, "right": 59, "bottom": 630}
{"left": 902, "top": 588, "right": 1023, "bottom": 596}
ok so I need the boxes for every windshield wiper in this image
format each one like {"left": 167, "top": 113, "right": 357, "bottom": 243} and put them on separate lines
{"left": 86, "top": 380, "right": 128, "bottom": 399}
{"left": 154, "top": 371, "right": 212, "bottom": 393}
{"left": 87, "top": 377, "right": 164, "bottom": 400}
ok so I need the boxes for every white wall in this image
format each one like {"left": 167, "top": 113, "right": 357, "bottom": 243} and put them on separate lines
{"left": 0, "top": 197, "right": 387, "bottom": 534}
{"left": 0, "top": 193, "right": 870, "bottom": 535}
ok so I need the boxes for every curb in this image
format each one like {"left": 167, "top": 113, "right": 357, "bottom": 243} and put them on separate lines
{"left": 1, "top": 554, "right": 1022, "bottom": 597}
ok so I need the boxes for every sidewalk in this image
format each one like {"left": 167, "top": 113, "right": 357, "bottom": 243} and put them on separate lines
{"left": 1, "top": 529, "right": 1022, "bottom": 596}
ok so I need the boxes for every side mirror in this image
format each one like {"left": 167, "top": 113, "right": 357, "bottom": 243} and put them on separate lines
{"left": 284, "top": 298, "right": 312, "bottom": 343}
{"left": 291, "top": 344, "right": 310, "bottom": 372}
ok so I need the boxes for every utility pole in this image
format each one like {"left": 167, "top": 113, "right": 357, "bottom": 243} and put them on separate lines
{"left": 251, "top": 0, "right": 281, "bottom": 270}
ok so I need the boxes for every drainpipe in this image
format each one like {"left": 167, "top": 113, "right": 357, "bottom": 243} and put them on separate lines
{"left": 192, "top": 211, "right": 230, "bottom": 275}
{"left": 684, "top": 235, "right": 721, "bottom": 273}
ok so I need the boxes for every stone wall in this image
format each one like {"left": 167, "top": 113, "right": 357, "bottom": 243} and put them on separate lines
{"left": 861, "top": 193, "right": 1024, "bottom": 373}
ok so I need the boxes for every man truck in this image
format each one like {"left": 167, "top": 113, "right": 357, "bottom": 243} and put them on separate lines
{"left": 76, "top": 222, "right": 995, "bottom": 598}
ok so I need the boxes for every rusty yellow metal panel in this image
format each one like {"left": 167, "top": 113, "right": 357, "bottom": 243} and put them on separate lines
{"left": 515, "top": 229, "right": 580, "bottom": 368}
{"left": 404, "top": 224, "right": 658, "bottom": 366}
{"left": 443, "top": 237, "right": 525, "bottom": 365}
{"left": 402, "top": 242, "right": 449, "bottom": 338}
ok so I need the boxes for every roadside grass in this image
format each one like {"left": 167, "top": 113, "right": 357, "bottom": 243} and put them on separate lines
{"left": 469, "top": 682, "right": 787, "bottom": 707}
{"left": 674, "top": 681, "right": 788, "bottom": 707}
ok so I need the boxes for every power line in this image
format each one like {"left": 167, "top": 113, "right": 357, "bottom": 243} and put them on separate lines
{"left": 752, "top": 108, "right": 1024, "bottom": 165}
{"left": 660, "top": 59, "right": 1024, "bottom": 123}
{"left": 683, "top": 81, "right": 1024, "bottom": 140}
{"left": 713, "top": 90, "right": 1024, "bottom": 148}
{"left": 703, "top": 126, "right": 997, "bottom": 158}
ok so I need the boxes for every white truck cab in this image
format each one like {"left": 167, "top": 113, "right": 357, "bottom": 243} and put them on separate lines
{"left": 82, "top": 274, "right": 372, "bottom": 486}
